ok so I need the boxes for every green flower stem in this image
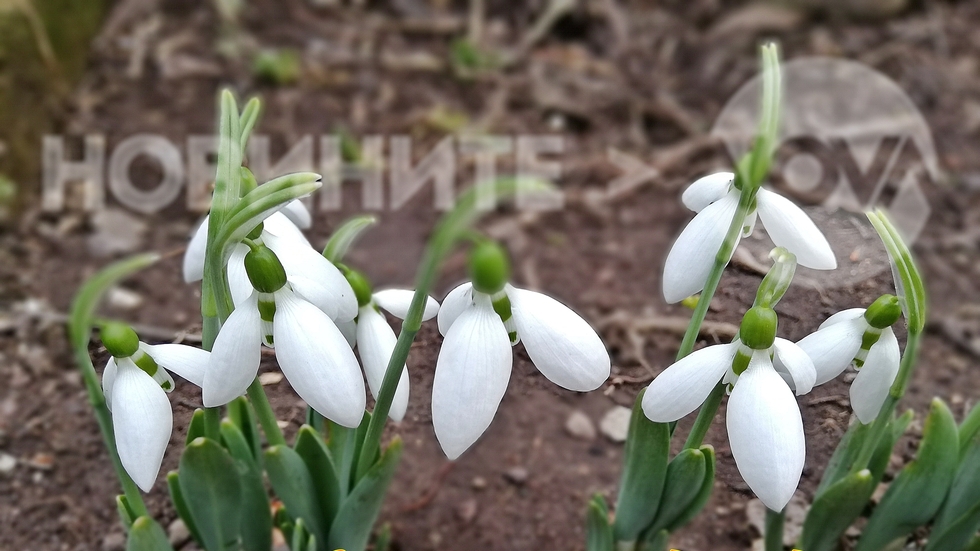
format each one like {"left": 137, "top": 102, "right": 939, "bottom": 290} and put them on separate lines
{"left": 247, "top": 378, "right": 287, "bottom": 447}
{"left": 764, "top": 508, "right": 785, "bottom": 551}
{"left": 353, "top": 178, "right": 552, "bottom": 480}
{"left": 682, "top": 384, "right": 725, "bottom": 450}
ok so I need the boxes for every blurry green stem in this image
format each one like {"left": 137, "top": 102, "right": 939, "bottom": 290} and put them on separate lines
{"left": 850, "top": 330, "right": 921, "bottom": 474}
{"left": 764, "top": 508, "right": 785, "bottom": 551}
{"left": 247, "top": 379, "right": 286, "bottom": 447}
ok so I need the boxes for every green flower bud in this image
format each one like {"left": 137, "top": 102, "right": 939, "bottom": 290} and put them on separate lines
{"left": 241, "top": 167, "right": 258, "bottom": 196}
{"left": 344, "top": 269, "right": 374, "bottom": 308}
{"left": 246, "top": 221, "right": 265, "bottom": 240}
{"left": 101, "top": 322, "right": 140, "bottom": 358}
{"left": 468, "top": 241, "right": 510, "bottom": 294}
{"left": 244, "top": 245, "right": 287, "bottom": 293}
{"left": 739, "top": 306, "right": 778, "bottom": 350}
{"left": 864, "top": 294, "right": 902, "bottom": 330}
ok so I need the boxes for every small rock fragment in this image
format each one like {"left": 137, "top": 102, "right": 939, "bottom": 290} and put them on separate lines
{"left": 168, "top": 518, "right": 191, "bottom": 547}
{"left": 0, "top": 452, "right": 16, "bottom": 474}
{"left": 102, "top": 533, "right": 126, "bottom": 551}
{"left": 456, "top": 498, "right": 478, "bottom": 523}
{"left": 504, "top": 466, "right": 529, "bottom": 485}
{"left": 259, "top": 372, "right": 284, "bottom": 385}
{"left": 599, "top": 406, "right": 632, "bottom": 443}
{"left": 565, "top": 410, "right": 597, "bottom": 441}
{"left": 471, "top": 476, "right": 487, "bottom": 490}
{"left": 26, "top": 453, "right": 54, "bottom": 470}
{"left": 107, "top": 286, "right": 144, "bottom": 310}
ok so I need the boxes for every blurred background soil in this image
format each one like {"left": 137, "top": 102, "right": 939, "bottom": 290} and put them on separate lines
{"left": 2, "top": 0, "right": 980, "bottom": 549}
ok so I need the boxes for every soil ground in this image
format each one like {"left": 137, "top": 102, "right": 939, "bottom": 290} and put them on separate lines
{"left": 2, "top": 0, "right": 980, "bottom": 550}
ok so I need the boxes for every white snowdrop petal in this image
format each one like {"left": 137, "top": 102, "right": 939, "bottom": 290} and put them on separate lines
{"left": 182, "top": 217, "right": 209, "bottom": 283}
{"left": 280, "top": 199, "right": 313, "bottom": 229}
{"left": 682, "top": 172, "right": 734, "bottom": 212}
{"left": 662, "top": 192, "right": 740, "bottom": 304}
{"left": 336, "top": 318, "right": 357, "bottom": 348}
{"left": 727, "top": 354, "right": 805, "bottom": 511}
{"left": 263, "top": 211, "right": 311, "bottom": 247}
{"left": 772, "top": 338, "right": 816, "bottom": 395}
{"left": 111, "top": 360, "right": 173, "bottom": 492}
{"left": 819, "top": 308, "right": 866, "bottom": 330}
{"left": 227, "top": 244, "right": 253, "bottom": 307}
{"left": 797, "top": 318, "right": 866, "bottom": 386}
{"left": 373, "top": 289, "right": 440, "bottom": 321}
{"left": 437, "top": 282, "right": 474, "bottom": 336}
{"left": 204, "top": 294, "right": 263, "bottom": 407}
{"left": 756, "top": 189, "right": 837, "bottom": 270}
{"left": 274, "top": 291, "right": 366, "bottom": 428}
{"left": 142, "top": 343, "right": 209, "bottom": 387}
{"left": 508, "top": 287, "right": 610, "bottom": 392}
{"left": 357, "top": 307, "right": 410, "bottom": 422}
{"left": 102, "top": 357, "right": 118, "bottom": 410}
{"left": 287, "top": 276, "right": 339, "bottom": 320}
{"left": 641, "top": 343, "right": 737, "bottom": 422}
{"left": 850, "top": 329, "right": 901, "bottom": 424}
{"left": 265, "top": 233, "right": 357, "bottom": 321}
{"left": 432, "top": 299, "right": 513, "bottom": 460}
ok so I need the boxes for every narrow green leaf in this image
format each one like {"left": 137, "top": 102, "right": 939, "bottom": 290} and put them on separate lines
{"left": 325, "top": 419, "right": 355, "bottom": 496}
{"left": 817, "top": 411, "right": 910, "bottom": 498}
{"left": 227, "top": 397, "right": 262, "bottom": 462}
{"left": 857, "top": 399, "right": 959, "bottom": 551}
{"left": 290, "top": 519, "right": 312, "bottom": 551}
{"left": 179, "top": 437, "right": 244, "bottom": 551}
{"left": 294, "top": 425, "right": 342, "bottom": 525}
{"left": 322, "top": 215, "right": 378, "bottom": 263}
{"left": 328, "top": 437, "right": 403, "bottom": 551}
{"left": 264, "top": 445, "right": 327, "bottom": 546}
{"left": 646, "top": 448, "right": 707, "bottom": 534}
{"left": 220, "top": 421, "right": 272, "bottom": 551}
{"left": 374, "top": 523, "right": 393, "bottom": 551}
{"left": 239, "top": 97, "right": 261, "bottom": 157}
{"left": 186, "top": 409, "right": 208, "bottom": 446}
{"left": 613, "top": 392, "right": 670, "bottom": 541}
{"left": 800, "top": 469, "right": 876, "bottom": 551}
{"left": 167, "top": 472, "right": 204, "bottom": 548}
{"left": 116, "top": 495, "right": 137, "bottom": 530}
{"left": 959, "top": 400, "right": 980, "bottom": 458}
{"left": 926, "top": 431, "right": 980, "bottom": 551}
{"left": 586, "top": 494, "right": 614, "bottom": 551}
{"left": 126, "top": 516, "right": 174, "bottom": 551}
{"left": 664, "top": 445, "right": 716, "bottom": 532}
{"left": 867, "top": 209, "right": 926, "bottom": 334}
{"left": 639, "top": 529, "right": 670, "bottom": 551}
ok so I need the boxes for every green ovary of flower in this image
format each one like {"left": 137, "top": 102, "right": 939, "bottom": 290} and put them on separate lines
{"left": 102, "top": 322, "right": 140, "bottom": 358}
{"left": 344, "top": 268, "right": 374, "bottom": 308}
{"left": 244, "top": 245, "right": 287, "bottom": 293}
{"left": 864, "top": 294, "right": 902, "bottom": 330}
{"left": 739, "top": 306, "right": 778, "bottom": 350}
{"left": 468, "top": 241, "right": 510, "bottom": 294}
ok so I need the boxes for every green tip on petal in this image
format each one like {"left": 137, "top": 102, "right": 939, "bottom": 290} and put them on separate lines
{"left": 344, "top": 268, "right": 374, "bottom": 308}
{"left": 244, "top": 245, "right": 287, "bottom": 293}
{"left": 864, "top": 294, "right": 902, "bottom": 330}
{"left": 739, "top": 306, "right": 778, "bottom": 350}
{"left": 468, "top": 241, "right": 510, "bottom": 294}
{"left": 101, "top": 322, "right": 140, "bottom": 358}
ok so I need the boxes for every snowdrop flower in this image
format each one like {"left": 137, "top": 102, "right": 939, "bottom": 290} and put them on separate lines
{"left": 663, "top": 172, "right": 837, "bottom": 304}
{"left": 433, "top": 242, "right": 610, "bottom": 459}
{"left": 336, "top": 269, "right": 440, "bottom": 422}
{"left": 796, "top": 294, "right": 903, "bottom": 423}
{"left": 642, "top": 307, "right": 816, "bottom": 511}
{"left": 205, "top": 244, "right": 365, "bottom": 428}
{"left": 100, "top": 323, "right": 209, "bottom": 491}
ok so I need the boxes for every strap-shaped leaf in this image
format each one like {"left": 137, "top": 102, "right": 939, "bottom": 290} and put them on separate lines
{"left": 294, "top": 425, "right": 342, "bottom": 525}
{"left": 220, "top": 420, "right": 272, "bottom": 551}
{"left": 800, "top": 469, "right": 875, "bottom": 551}
{"left": 663, "top": 445, "right": 715, "bottom": 532}
{"left": 328, "top": 437, "right": 403, "bottom": 551}
{"left": 116, "top": 495, "right": 137, "bottom": 530}
{"left": 186, "top": 409, "right": 208, "bottom": 446}
{"left": 322, "top": 215, "right": 378, "bottom": 263}
{"left": 265, "top": 445, "right": 328, "bottom": 546}
{"left": 586, "top": 494, "right": 614, "bottom": 551}
{"left": 960, "top": 401, "right": 980, "bottom": 459}
{"left": 179, "top": 437, "right": 244, "bottom": 551}
{"left": 126, "top": 516, "right": 174, "bottom": 551}
{"left": 227, "top": 397, "right": 262, "bottom": 463}
{"left": 926, "top": 431, "right": 980, "bottom": 551}
{"left": 614, "top": 393, "right": 670, "bottom": 542}
{"left": 816, "top": 410, "right": 912, "bottom": 498}
{"left": 857, "top": 399, "right": 958, "bottom": 551}
{"left": 646, "top": 447, "right": 706, "bottom": 534}
{"left": 167, "top": 472, "right": 204, "bottom": 548}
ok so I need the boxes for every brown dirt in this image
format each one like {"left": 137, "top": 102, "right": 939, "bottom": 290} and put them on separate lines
{"left": 3, "top": 0, "right": 980, "bottom": 550}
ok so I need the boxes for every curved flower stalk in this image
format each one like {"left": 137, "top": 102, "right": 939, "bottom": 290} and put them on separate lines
{"left": 336, "top": 269, "right": 440, "bottom": 422}
{"left": 642, "top": 306, "right": 816, "bottom": 510}
{"left": 205, "top": 243, "right": 365, "bottom": 428}
{"left": 798, "top": 295, "right": 904, "bottom": 424}
{"left": 434, "top": 241, "right": 610, "bottom": 459}
{"left": 100, "top": 323, "right": 209, "bottom": 491}
{"left": 663, "top": 171, "right": 837, "bottom": 304}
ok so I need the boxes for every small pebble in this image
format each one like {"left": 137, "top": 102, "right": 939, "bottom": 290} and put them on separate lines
{"left": 168, "top": 518, "right": 191, "bottom": 547}
{"left": 0, "top": 452, "right": 16, "bottom": 474}
{"left": 599, "top": 406, "right": 632, "bottom": 443}
{"left": 504, "top": 466, "right": 529, "bottom": 485}
{"left": 456, "top": 498, "right": 478, "bottom": 523}
{"left": 471, "top": 476, "right": 487, "bottom": 490}
{"left": 565, "top": 410, "right": 597, "bottom": 441}
{"left": 26, "top": 453, "right": 54, "bottom": 470}
{"left": 102, "top": 532, "right": 126, "bottom": 551}
{"left": 259, "top": 372, "right": 284, "bottom": 385}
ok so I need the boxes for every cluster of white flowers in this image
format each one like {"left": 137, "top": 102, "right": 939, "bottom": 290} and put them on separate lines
{"left": 646, "top": 172, "right": 905, "bottom": 510}
{"left": 104, "top": 202, "right": 610, "bottom": 489}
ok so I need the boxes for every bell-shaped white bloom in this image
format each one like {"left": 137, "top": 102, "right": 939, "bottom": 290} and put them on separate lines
{"left": 205, "top": 286, "right": 366, "bottom": 428}
{"left": 434, "top": 282, "right": 610, "bottom": 459}
{"left": 337, "top": 289, "right": 440, "bottom": 422}
{"left": 796, "top": 307, "right": 901, "bottom": 423}
{"left": 641, "top": 337, "right": 814, "bottom": 511}
{"left": 664, "top": 172, "right": 837, "bottom": 304}
{"left": 102, "top": 342, "right": 209, "bottom": 492}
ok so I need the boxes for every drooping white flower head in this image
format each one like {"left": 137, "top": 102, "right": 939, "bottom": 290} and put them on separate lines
{"left": 663, "top": 172, "right": 837, "bottom": 304}
{"left": 100, "top": 323, "right": 209, "bottom": 492}
{"left": 433, "top": 242, "right": 610, "bottom": 460}
{"left": 204, "top": 244, "right": 366, "bottom": 428}
{"left": 641, "top": 306, "right": 815, "bottom": 511}
{"left": 796, "top": 295, "right": 903, "bottom": 423}
{"left": 335, "top": 270, "right": 440, "bottom": 422}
